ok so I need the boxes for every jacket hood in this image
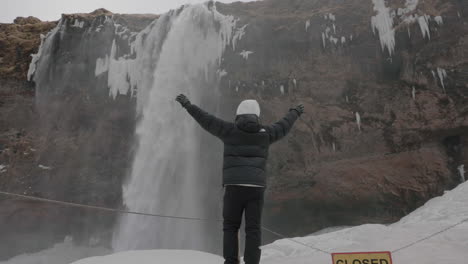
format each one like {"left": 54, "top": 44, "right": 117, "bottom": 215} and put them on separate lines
{"left": 236, "top": 100, "right": 260, "bottom": 117}
{"left": 235, "top": 114, "right": 261, "bottom": 133}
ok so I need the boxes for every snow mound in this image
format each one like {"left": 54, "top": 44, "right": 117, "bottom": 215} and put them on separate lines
{"left": 71, "top": 250, "right": 222, "bottom": 264}
{"left": 261, "top": 181, "right": 468, "bottom": 264}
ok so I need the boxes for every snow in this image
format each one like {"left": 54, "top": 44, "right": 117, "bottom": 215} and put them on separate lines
{"left": 459, "top": 165, "right": 465, "bottom": 182}
{"left": 436, "top": 67, "right": 447, "bottom": 92}
{"left": 71, "top": 250, "right": 222, "bottom": 264}
{"left": 418, "top": 15, "right": 431, "bottom": 40}
{"left": 355, "top": 112, "right": 361, "bottom": 131}
{"left": 0, "top": 237, "right": 110, "bottom": 264}
{"left": 371, "top": 0, "right": 395, "bottom": 56}
{"left": 34, "top": 180, "right": 468, "bottom": 264}
{"left": 38, "top": 164, "right": 52, "bottom": 170}
{"left": 239, "top": 50, "right": 254, "bottom": 60}
{"left": 305, "top": 20, "right": 310, "bottom": 32}
{"left": 434, "top": 16, "right": 443, "bottom": 25}
{"left": 261, "top": 181, "right": 468, "bottom": 264}
{"left": 328, "top": 13, "right": 336, "bottom": 22}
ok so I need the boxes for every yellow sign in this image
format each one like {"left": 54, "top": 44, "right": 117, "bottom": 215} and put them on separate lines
{"left": 332, "top": 251, "right": 393, "bottom": 264}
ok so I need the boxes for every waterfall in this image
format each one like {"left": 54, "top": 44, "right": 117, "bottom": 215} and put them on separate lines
{"left": 28, "top": 2, "right": 240, "bottom": 254}
{"left": 111, "top": 4, "right": 237, "bottom": 252}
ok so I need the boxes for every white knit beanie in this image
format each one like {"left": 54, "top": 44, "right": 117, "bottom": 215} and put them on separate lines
{"left": 236, "top": 100, "right": 260, "bottom": 117}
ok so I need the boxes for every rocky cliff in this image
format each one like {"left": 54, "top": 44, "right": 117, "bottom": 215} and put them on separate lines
{"left": 0, "top": 0, "right": 467, "bottom": 259}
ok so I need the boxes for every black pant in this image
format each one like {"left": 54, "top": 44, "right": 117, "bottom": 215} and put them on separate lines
{"left": 223, "top": 185, "right": 265, "bottom": 264}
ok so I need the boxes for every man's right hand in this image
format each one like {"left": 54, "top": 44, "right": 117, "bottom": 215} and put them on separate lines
{"left": 176, "top": 94, "right": 191, "bottom": 108}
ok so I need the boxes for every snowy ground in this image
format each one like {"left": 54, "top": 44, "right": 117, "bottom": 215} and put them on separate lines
{"left": 2, "top": 181, "right": 467, "bottom": 264}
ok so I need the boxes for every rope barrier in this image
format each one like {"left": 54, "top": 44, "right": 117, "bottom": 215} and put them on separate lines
{"left": 1, "top": 190, "right": 466, "bottom": 256}
{"left": 391, "top": 217, "right": 468, "bottom": 254}
{"left": 0, "top": 190, "right": 332, "bottom": 254}
{"left": 0, "top": 190, "right": 217, "bottom": 222}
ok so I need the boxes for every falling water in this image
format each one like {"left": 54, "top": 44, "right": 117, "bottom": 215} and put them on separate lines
{"left": 111, "top": 4, "right": 238, "bottom": 252}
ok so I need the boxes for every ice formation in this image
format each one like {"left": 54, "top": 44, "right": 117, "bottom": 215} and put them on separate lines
{"left": 38, "top": 165, "right": 52, "bottom": 170}
{"left": 371, "top": 0, "right": 395, "bottom": 55}
{"left": 355, "top": 112, "right": 361, "bottom": 131}
{"left": 434, "top": 16, "right": 443, "bottom": 25}
{"left": 95, "top": 56, "right": 109, "bottom": 76}
{"left": 232, "top": 24, "right": 247, "bottom": 51}
{"left": 418, "top": 15, "right": 431, "bottom": 39}
{"left": 239, "top": 50, "right": 254, "bottom": 60}
{"left": 459, "top": 165, "right": 465, "bottom": 182}
{"left": 71, "top": 19, "right": 85, "bottom": 28}
{"left": 437, "top": 67, "right": 447, "bottom": 92}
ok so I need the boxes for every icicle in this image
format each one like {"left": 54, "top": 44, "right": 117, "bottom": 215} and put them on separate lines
{"left": 371, "top": 0, "right": 395, "bottom": 56}
{"left": 412, "top": 86, "right": 416, "bottom": 100}
{"left": 332, "top": 142, "right": 336, "bottom": 152}
{"left": 305, "top": 20, "right": 310, "bottom": 32}
{"left": 333, "top": 24, "right": 336, "bottom": 34}
{"left": 418, "top": 15, "right": 431, "bottom": 40}
{"left": 322, "top": 33, "right": 326, "bottom": 48}
{"left": 346, "top": 96, "right": 349, "bottom": 103}
{"left": 38, "top": 165, "right": 53, "bottom": 170}
{"left": 459, "top": 165, "right": 465, "bottom": 182}
{"left": 293, "top": 78, "right": 297, "bottom": 87}
{"left": 434, "top": 16, "right": 443, "bottom": 25}
{"left": 356, "top": 112, "right": 361, "bottom": 131}
{"left": 341, "top": 36, "right": 346, "bottom": 44}
{"left": 236, "top": 86, "right": 239, "bottom": 92}
{"left": 280, "top": 85, "right": 284, "bottom": 95}
{"left": 437, "top": 67, "right": 447, "bottom": 92}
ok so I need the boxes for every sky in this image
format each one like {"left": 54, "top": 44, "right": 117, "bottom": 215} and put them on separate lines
{"left": 1, "top": 0, "right": 255, "bottom": 23}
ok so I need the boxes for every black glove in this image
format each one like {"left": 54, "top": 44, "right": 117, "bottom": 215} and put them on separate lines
{"left": 290, "top": 104, "right": 304, "bottom": 116}
{"left": 176, "top": 94, "right": 191, "bottom": 108}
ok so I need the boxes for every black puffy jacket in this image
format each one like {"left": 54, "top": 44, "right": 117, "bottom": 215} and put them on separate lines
{"left": 185, "top": 104, "right": 300, "bottom": 187}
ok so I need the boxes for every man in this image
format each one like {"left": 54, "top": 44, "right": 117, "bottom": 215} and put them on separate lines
{"left": 175, "top": 94, "right": 304, "bottom": 264}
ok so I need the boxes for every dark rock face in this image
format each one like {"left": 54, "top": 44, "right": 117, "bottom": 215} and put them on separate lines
{"left": 216, "top": 0, "right": 468, "bottom": 236}
{"left": 0, "top": 0, "right": 467, "bottom": 258}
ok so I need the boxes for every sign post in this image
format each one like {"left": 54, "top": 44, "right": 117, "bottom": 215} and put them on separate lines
{"left": 331, "top": 251, "right": 393, "bottom": 264}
